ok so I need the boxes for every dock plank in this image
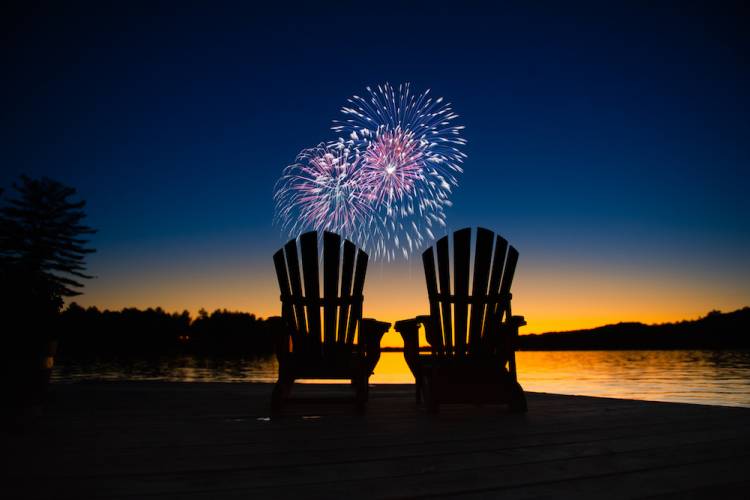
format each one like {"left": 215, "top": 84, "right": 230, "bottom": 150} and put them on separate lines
{"left": 3, "top": 382, "right": 749, "bottom": 499}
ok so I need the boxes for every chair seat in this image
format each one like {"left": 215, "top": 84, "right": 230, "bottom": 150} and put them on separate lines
{"left": 282, "top": 348, "right": 365, "bottom": 379}
{"left": 416, "top": 355, "right": 511, "bottom": 380}
{"left": 416, "top": 354, "right": 518, "bottom": 405}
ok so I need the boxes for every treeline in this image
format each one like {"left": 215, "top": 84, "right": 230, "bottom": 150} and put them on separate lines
{"left": 58, "top": 303, "right": 285, "bottom": 359}
{"left": 518, "top": 307, "right": 750, "bottom": 350}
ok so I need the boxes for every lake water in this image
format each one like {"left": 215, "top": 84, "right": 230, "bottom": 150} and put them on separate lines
{"left": 52, "top": 350, "right": 750, "bottom": 408}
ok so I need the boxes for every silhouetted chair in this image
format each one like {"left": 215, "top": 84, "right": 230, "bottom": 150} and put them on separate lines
{"left": 395, "top": 227, "right": 527, "bottom": 412}
{"left": 272, "top": 231, "right": 390, "bottom": 413}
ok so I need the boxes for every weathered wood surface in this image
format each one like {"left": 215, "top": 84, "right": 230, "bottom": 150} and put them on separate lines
{"left": 4, "top": 382, "right": 750, "bottom": 499}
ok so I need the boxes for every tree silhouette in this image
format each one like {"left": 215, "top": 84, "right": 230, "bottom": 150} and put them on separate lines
{"left": 57, "top": 305, "right": 280, "bottom": 358}
{"left": 0, "top": 176, "right": 96, "bottom": 322}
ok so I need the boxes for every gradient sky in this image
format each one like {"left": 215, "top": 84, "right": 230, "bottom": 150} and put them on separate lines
{"left": 2, "top": 2, "right": 749, "bottom": 344}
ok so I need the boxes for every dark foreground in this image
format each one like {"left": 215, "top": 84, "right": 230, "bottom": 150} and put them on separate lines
{"left": 4, "top": 382, "right": 750, "bottom": 499}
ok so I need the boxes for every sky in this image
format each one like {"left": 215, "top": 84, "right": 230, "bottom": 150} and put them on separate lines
{"left": 2, "top": 1, "right": 749, "bottom": 344}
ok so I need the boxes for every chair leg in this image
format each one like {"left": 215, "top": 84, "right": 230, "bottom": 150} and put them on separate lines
{"left": 423, "top": 374, "right": 439, "bottom": 413}
{"left": 271, "top": 378, "right": 293, "bottom": 416}
{"left": 509, "top": 382, "right": 527, "bottom": 413}
{"left": 354, "top": 373, "right": 368, "bottom": 413}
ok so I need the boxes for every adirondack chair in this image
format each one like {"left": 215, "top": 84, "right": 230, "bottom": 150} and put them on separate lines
{"left": 394, "top": 227, "right": 527, "bottom": 413}
{"left": 272, "top": 230, "right": 390, "bottom": 413}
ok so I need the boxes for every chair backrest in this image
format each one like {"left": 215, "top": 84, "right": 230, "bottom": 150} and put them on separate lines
{"left": 422, "top": 227, "right": 518, "bottom": 357}
{"left": 273, "top": 231, "right": 369, "bottom": 355}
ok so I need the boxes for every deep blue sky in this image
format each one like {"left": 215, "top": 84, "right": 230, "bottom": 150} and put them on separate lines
{"left": 2, "top": 1, "right": 748, "bottom": 331}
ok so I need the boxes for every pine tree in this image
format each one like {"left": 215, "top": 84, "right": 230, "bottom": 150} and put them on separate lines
{"left": 0, "top": 176, "right": 96, "bottom": 317}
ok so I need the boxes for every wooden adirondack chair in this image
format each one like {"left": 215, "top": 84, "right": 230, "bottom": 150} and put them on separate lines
{"left": 394, "top": 227, "right": 527, "bottom": 413}
{"left": 272, "top": 230, "right": 390, "bottom": 413}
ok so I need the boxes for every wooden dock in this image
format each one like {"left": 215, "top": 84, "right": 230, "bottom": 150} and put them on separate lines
{"left": 4, "top": 382, "right": 750, "bottom": 499}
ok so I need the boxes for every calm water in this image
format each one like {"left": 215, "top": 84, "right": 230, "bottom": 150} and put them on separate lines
{"left": 53, "top": 350, "right": 750, "bottom": 407}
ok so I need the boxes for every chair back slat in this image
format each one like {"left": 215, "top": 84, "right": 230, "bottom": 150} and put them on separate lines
{"left": 346, "top": 249, "right": 368, "bottom": 344}
{"left": 337, "top": 240, "right": 356, "bottom": 343}
{"left": 497, "top": 246, "right": 519, "bottom": 322}
{"left": 422, "top": 247, "right": 442, "bottom": 356}
{"left": 468, "top": 227, "right": 493, "bottom": 354}
{"left": 452, "top": 228, "right": 471, "bottom": 357}
{"left": 276, "top": 231, "right": 368, "bottom": 353}
{"left": 283, "top": 239, "right": 307, "bottom": 338}
{"left": 273, "top": 250, "right": 292, "bottom": 315}
{"left": 300, "top": 232, "right": 321, "bottom": 347}
{"left": 323, "top": 232, "right": 341, "bottom": 347}
{"left": 421, "top": 228, "right": 519, "bottom": 358}
{"left": 273, "top": 250, "right": 297, "bottom": 348}
{"left": 482, "top": 235, "right": 508, "bottom": 344}
{"left": 435, "top": 236, "right": 451, "bottom": 355}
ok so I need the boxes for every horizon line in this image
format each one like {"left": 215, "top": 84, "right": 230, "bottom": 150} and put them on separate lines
{"left": 63, "top": 302, "right": 749, "bottom": 336}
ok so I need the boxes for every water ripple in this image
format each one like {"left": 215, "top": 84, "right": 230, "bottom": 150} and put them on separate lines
{"left": 52, "top": 350, "right": 750, "bottom": 407}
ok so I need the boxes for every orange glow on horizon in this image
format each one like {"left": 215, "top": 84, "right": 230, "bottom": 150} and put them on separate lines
{"left": 73, "top": 254, "right": 750, "bottom": 348}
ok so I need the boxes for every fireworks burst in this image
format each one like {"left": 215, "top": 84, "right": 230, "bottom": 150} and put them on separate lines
{"left": 273, "top": 143, "right": 372, "bottom": 240}
{"left": 274, "top": 83, "right": 466, "bottom": 261}
{"left": 333, "top": 82, "right": 466, "bottom": 192}
{"left": 360, "top": 127, "right": 423, "bottom": 205}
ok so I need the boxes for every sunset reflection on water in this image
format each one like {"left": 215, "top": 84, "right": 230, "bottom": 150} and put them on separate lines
{"left": 54, "top": 350, "right": 750, "bottom": 407}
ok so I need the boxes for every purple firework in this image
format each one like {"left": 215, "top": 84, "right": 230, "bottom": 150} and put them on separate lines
{"left": 360, "top": 127, "right": 424, "bottom": 205}
{"left": 332, "top": 82, "right": 466, "bottom": 260}
{"left": 273, "top": 143, "right": 372, "bottom": 240}
{"left": 273, "top": 83, "right": 466, "bottom": 262}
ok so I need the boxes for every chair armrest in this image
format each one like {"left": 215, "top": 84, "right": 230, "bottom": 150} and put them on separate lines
{"left": 360, "top": 318, "right": 391, "bottom": 374}
{"left": 502, "top": 315, "right": 526, "bottom": 353}
{"left": 394, "top": 317, "right": 420, "bottom": 350}
{"left": 360, "top": 318, "right": 390, "bottom": 350}
{"left": 509, "top": 315, "right": 526, "bottom": 327}
{"left": 395, "top": 317, "right": 427, "bottom": 378}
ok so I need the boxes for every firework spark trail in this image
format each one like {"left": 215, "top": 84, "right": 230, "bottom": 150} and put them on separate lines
{"left": 360, "top": 128, "right": 424, "bottom": 205}
{"left": 273, "top": 143, "right": 373, "bottom": 241}
{"left": 274, "top": 83, "right": 466, "bottom": 262}
{"left": 332, "top": 82, "right": 465, "bottom": 260}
